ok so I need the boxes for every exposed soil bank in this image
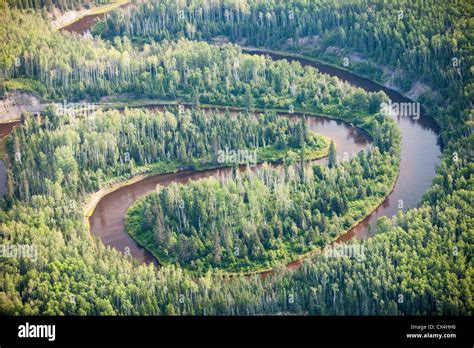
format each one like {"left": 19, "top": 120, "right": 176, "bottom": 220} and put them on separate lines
{"left": 0, "top": 92, "right": 45, "bottom": 123}
{"left": 60, "top": 1, "right": 132, "bottom": 34}
{"left": 3, "top": 12, "right": 441, "bottom": 272}
{"left": 88, "top": 112, "right": 372, "bottom": 264}
{"left": 89, "top": 52, "right": 441, "bottom": 270}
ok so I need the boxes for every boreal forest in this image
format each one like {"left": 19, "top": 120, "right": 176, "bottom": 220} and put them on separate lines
{"left": 0, "top": 0, "right": 472, "bottom": 318}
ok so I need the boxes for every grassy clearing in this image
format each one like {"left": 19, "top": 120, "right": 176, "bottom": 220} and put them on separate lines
{"left": 89, "top": 0, "right": 130, "bottom": 15}
{"left": 1, "top": 78, "right": 47, "bottom": 97}
{"left": 0, "top": 137, "right": 8, "bottom": 161}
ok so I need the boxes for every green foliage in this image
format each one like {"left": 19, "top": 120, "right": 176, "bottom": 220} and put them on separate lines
{"left": 1, "top": 78, "right": 46, "bottom": 97}
{"left": 0, "top": 9, "right": 387, "bottom": 123}
{"left": 126, "top": 143, "right": 398, "bottom": 273}
{"left": 124, "top": 97, "right": 400, "bottom": 274}
{"left": 5, "top": 0, "right": 112, "bottom": 11}
{"left": 328, "top": 140, "right": 336, "bottom": 168}
{"left": 98, "top": 0, "right": 472, "bottom": 141}
{"left": 0, "top": 0, "right": 472, "bottom": 316}
{"left": 8, "top": 106, "right": 331, "bottom": 201}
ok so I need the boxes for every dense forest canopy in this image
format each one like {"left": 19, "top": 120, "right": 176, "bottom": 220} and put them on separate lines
{"left": 0, "top": 0, "right": 472, "bottom": 316}
{"left": 5, "top": 0, "right": 112, "bottom": 11}
{"left": 126, "top": 142, "right": 398, "bottom": 273}
{"left": 95, "top": 0, "right": 473, "bottom": 141}
{"left": 0, "top": 7, "right": 386, "bottom": 124}
{"left": 7, "top": 106, "right": 332, "bottom": 201}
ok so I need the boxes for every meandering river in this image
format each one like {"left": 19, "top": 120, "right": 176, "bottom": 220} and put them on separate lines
{"left": 0, "top": 17, "right": 441, "bottom": 270}
{"left": 89, "top": 115, "right": 372, "bottom": 264}
{"left": 88, "top": 49, "right": 441, "bottom": 267}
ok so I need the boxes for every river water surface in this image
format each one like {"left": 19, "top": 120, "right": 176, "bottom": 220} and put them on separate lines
{"left": 88, "top": 52, "right": 441, "bottom": 267}
{"left": 8, "top": 20, "right": 441, "bottom": 269}
{"left": 90, "top": 115, "right": 372, "bottom": 264}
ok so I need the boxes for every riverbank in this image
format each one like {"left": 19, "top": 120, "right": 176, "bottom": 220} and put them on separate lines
{"left": 85, "top": 100, "right": 396, "bottom": 274}
{"left": 59, "top": 0, "right": 132, "bottom": 34}
{"left": 55, "top": 0, "right": 131, "bottom": 31}
{"left": 85, "top": 49, "right": 417, "bottom": 276}
{"left": 1, "top": 19, "right": 438, "bottom": 276}
{"left": 84, "top": 125, "right": 332, "bottom": 228}
{"left": 127, "top": 169, "right": 399, "bottom": 276}
{"left": 242, "top": 46, "right": 432, "bottom": 106}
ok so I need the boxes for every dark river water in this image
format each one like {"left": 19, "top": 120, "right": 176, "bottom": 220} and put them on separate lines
{"left": 89, "top": 115, "right": 372, "bottom": 264}
{"left": 60, "top": 2, "right": 132, "bottom": 34}
{"left": 88, "top": 51, "right": 441, "bottom": 267}
{"left": 4, "top": 20, "right": 442, "bottom": 269}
